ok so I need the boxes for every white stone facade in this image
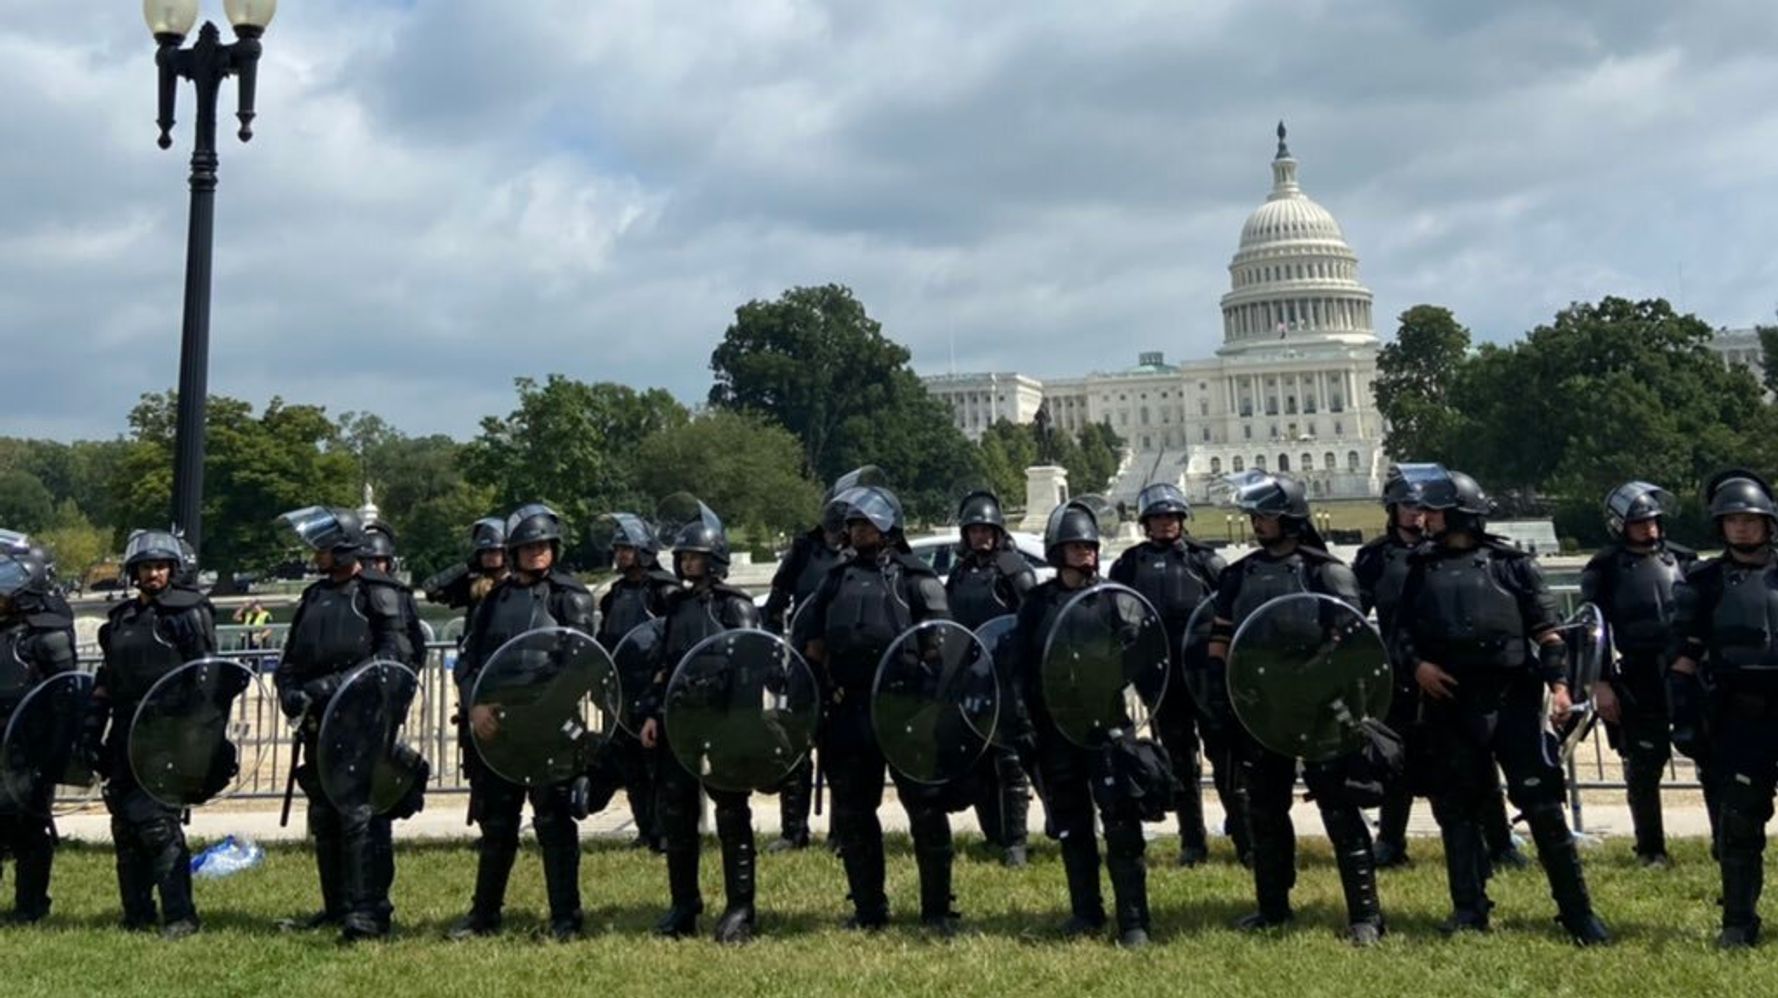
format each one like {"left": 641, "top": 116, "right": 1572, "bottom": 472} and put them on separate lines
{"left": 925, "top": 125, "right": 1386, "bottom": 503}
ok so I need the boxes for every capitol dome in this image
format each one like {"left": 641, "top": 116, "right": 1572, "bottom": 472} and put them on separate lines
{"left": 1219, "top": 123, "right": 1376, "bottom": 354}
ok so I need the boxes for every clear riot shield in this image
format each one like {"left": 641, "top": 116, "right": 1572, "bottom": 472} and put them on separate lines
{"left": 871, "top": 621, "right": 998, "bottom": 784}
{"left": 662, "top": 630, "right": 820, "bottom": 794}
{"left": 468, "top": 627, "right": 621, "bottom": 786}
{"left": 1039, "top": 583, "right": 1170, "bottom": 749}
{"left": 0, "top": 672, "right": 94, "bottom": 815}
{"left": 1225, "top": 593, "right": 1392, "bottom": 762}
{"left": 610, "top": 619, "right": 666, "bottom": 737}
{"left": 316, "top": 660, "right": 426, "bottom": 815}
{"left": 128, "top": 657, "right": 267, "bottom": 808}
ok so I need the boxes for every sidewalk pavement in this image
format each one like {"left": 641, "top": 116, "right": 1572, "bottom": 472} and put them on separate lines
{"left": 50, "top": 791, "right": 1715, "bottom": 846}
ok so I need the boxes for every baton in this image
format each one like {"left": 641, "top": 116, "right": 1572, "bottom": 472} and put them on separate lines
{"left": 279, "top": 733, "right": 302, "bottom": 828}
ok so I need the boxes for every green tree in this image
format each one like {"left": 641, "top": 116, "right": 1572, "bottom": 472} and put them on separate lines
{"left": 463, "top": 376, "right": 688, "bottom": 544}
{"left": 977, "top": 420, "right": 1039, "bottom": 506}
{"left": 0, "top": 469, "right": 55, "bottom": 533}
{"left": 1374, "top": 305, "right": 1472, "bottom": 460}
{"left": 1757, "top": 325, "right": 1778, "bottom": 397}
{"left": 1071, "top": 422, "right": 1125, "bottom": 494}
{"left": 634, "top": 411, "right": 824, "bottom": 544}
{"left": 37, "top": 499, "right": 111, "bottom": 584}
{"left": 826, "top": 370, "right": 983, "bottom": 525}
{"left": 112, "top": 392, "right": 357, "bottom": 587}
{"left": 709, "top": 284, "right": 914, "bottom": 479}
{"left": 358, "top": 430, "right": 496, "bottom": 582}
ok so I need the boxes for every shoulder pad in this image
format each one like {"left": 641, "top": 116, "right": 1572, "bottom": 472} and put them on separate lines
{"left": 1684, "top": 558, "right": 1726, "bottom": 583}
{"left": 993, "top": 550, "right": 1029, "bottom": 575}
{"left": 158, "top": 585, "right": 208, "bottom": 611}
{"left": 548, "top": 569, "right": 591, "bottom": 594}
{"left": 1583, "top": 546, "right": 1617, "bottom": 571}
{"left": 360, "top": 568, "right": 411, "bottom": 592}
{"left": 1295, "top": 545, "right": 1342, "bottom": 565}
{"left": 648, "top": 568, "right": 680, "bottom": 588}
{"left": 33, "top": 626, "right": 73, "bottom": 658}
{"left": 25, "top": 609, "right": 73, "bottom": 630}
{"left": 890, "top": 551, "right": 938, "bottom": 577}
{"left": 1666, "top": 541, "right": 1698, "bottom": 562}
{"left": 105, "top": 599, "right": 133, "bottom": 623}
{"left": 711, "top": 582, "right": 751, "bottom": 602}
{"left": 1358, "top": 534, "right": 1390, "bottom": 551}
{"left": 1480, "top": 535, "right": 1530, "bottom": 558}
{"left": 1182, "top": 537, "right": 1217, "bottom": 556}
{"left": 363, "top": 581, "right": 402, "bottom": 617}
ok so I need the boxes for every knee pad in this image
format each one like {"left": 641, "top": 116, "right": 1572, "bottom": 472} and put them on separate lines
{"left": 712, "top": 802, "right": 752, "bottom": 842}
{"left": 478, "top": 812, "right": 522, "bottom": 852}
{"left": 1102, "top": 819, "right": 1145, "bottom": 861}
{"left": 1319, "top": 803, "right": 1371, "bottom": 853}
{"left": 533, "top": 810, "right": 577, "bottom": 850}
{"left": 1720, "top": 773, "right": 1775, "bottom": 842}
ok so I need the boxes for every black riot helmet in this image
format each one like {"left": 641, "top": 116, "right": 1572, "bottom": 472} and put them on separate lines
{"left": 278, "top": 506, "right": 368, "bottom": 560}
{"left": 1043, "top": 494, "right": 1113, "bottom": 568}
{"left": 0, "top": 555, "right": 30, "bottom": 608}
{"left": 956, "top": 491, "right": 1006, "bottom": 533}
{"left": 1706, "top": 469, "right": 1776, "bottom": 521}
{"left": 470, "top": 517, "right": 506, "bottom": 551}
{"left": 122, "top": 529, "right": 185, "bottom": 580}
{"left": 1136, "top": 482, "right": 1192, "bottom": 523}
{"left": 591, "top": 512, "right": 661, "bottom": 569}
{"left": 505, "top": 503, "right": 564, "bottom": 553}
{"left": 1413, "top": 468, "right": 1493, "bottom": 537}
{"left": 363, "top": 522, "right": 398, "bottom": 566}
{"left": 1226, "top": 469, "right": 1311, "bottom": 522}
{"left": 1382, "top": 463, "right": 1442, "bottom": 509}
{"left": 824, "top": 466, "right": 892, "bottom": 536}
{"left": 659, "top": 496, "right": 730, "bottom": 580}
{"left": 1603, "top": 481, "right": 1675, "bottom": 538}
{"left": 842, "top": 486, "right": 906, "bottom": 536}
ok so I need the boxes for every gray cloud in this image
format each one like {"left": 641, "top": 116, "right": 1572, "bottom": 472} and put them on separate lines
{"left": 2, "top": 0, "right": 1775, "bottom": 440}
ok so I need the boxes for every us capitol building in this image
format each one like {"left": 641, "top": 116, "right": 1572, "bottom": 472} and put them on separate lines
{"left": 924, "top": 124, "right": 1388, "bottom": 504}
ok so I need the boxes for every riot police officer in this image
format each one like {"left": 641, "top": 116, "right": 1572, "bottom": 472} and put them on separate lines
{"left": 273, "top": 506, "right": 414, "bottom": 943}
{"left": 796, "top": 486, "right": 956, "bottom": 933}
{"left": 1357, "top": 469, "right": 1526, "bottom": 872}
{"left": 1670, "top": 470, "right": 1778, "bottom": 948}
{"left": 760, "top": 497, "right": 848, "bottom": 853}
{"left": 0, "top": 548, "right": 76, "bottom": 923}
{"left": 1204, "top": 471, "right": 1386, "bottom": 944}
{"left": 595, "top": 513, "right": 680, "bottom": 853}
{"left": 945, "top": 489, "right": 1037, "bottom": 867}
{"left": 422, "top": 518, "right": 510, "bottom": 631}
{"left": 1393, "top": 468, "right": 1609, "bottom": 944}
{"left": 1582, "top": 481, "right": 1697, "bottom": 867}
{"left": 1109, "top": 482, "right": 1234, "bottom": 868}
{"left": 638, "top": 504, "right": 764, "bottom": 942}
{"left": 88, "top": 530, "right": 216, "bottom": 938}
{"left": 450, "top": 504, "right": 596, "bottom": 942}
{"left": 1006, "top": 498, "right": 1155, "bottom": 948}
{"left": 361, "top": 522, "right": 430, "bottom": 667}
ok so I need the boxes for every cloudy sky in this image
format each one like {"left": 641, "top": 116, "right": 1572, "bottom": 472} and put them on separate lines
{"left": 4, "top": 1, "right": 1776, "bottom": 441}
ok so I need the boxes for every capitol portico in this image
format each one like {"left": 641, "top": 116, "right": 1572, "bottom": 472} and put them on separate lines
{"left": 924, "top": 124, "right": 1387, "bottom": 504}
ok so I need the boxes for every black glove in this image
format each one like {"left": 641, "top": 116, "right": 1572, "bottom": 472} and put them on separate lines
{"left": 1667, "top": 670, "right": 1707, "bottom": 761}
{"left": 78, "top": 702, "right": 109, "bottom": 775}
{"left": 301, "top": 674, "right": 342, "bottom": 708}
{"left": 278, "top": 684, "right": 310, "bottom": 720}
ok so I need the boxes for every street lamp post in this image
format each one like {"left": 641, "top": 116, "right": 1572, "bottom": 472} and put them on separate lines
{"left": 144, "top": 0, "right": 278, "bottom": 557}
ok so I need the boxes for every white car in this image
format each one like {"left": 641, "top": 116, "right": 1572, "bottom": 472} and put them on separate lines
{"left": 903, "top": 531, "right": 1055, "bottom": 585}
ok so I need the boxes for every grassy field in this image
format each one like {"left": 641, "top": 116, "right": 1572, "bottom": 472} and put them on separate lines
{"left": 9, "top": 835, "right": 1778, "bottom": 997}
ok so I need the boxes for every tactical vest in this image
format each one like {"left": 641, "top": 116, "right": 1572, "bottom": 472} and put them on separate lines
{"left": 600, "top": 579, "right": 657, "bottom": 647}
{"left": 1231, "top": 554, "right": 1310, "bottom": 628}
{"left": 105, "top": 601, "right": 187, "bottom": 706}
{"left": 823, "top": 561, "right": 916, "bottom": 689}
{"left": 663, "top": 591, "right": 730, "bottom": 667}
{"left": 285, "top": 579, "right": 372, "bottom": 680}
{"left": 1605, "top": 549, "right": 1683, "bottom": 657}
{"left": 949, "top": 555, "right": 1014, "bottom": 631}
{"left": 478, "top": 579, "right": 560, "bottom": 652}
{"left": 0, "top": 624, "right": 34, "bottom": 706}
{"left": 1708, "top": 563, "right": 1778, "bottom": 673}
{"left": 794, "top": 543, "right": 842, "bottom": 605}
{"left": 1370, "top": 541, "right": 1415, "bottom": 633}
{"left": 1410, "top": 552, "right": 1527, "bottom": 670}
{"left": 1126, "top": 542, "right": 1212, "bottom": 626}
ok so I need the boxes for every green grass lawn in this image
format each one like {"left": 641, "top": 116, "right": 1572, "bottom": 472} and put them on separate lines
{"left": 12, "top": 835, "right": 1778, "bottom": 996}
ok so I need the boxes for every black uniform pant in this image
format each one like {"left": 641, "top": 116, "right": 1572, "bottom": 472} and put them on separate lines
{"left": 103, "top": 757, "right": 194, "bottom": 928}
{"left": 0, "top": 799, "right": 55, "bottom": 921}
{"left": 970, "top": 745, "right": 1030, "bottom": 850}
{"left": 1157, "top": 679, "right": 1245, "bottom": 856}
{"left": 1036, "top": 731, "right": 1149, "bottom": 932}
{"left": 778, "top": 756, "right": 814, "bottom": 843}
{"left": 1421, "top": 669, "right": 1593, "bottom": 924}
{"left": 295, "top": 749, "right": 394, "bottom": 932}
{"left": 1385, "top": 690, "right": 1518, "bottom": 859}
{"left": 1710, "top": 684, "right": 1778, "bottom": 932}
{"left": 1604, "top": 654, "right": 1675, "bottom": 857}
{"left": 824, "top": 696, "right": 954, "bottom": 921}
{"left": 657, "top": 731, "right": 755, "bottom": 914}
{"left": 1240, "top": 738, "right": 1380, "bottom": 926}
{"left": 465, "top": 755, "right": 582, "bottom": 926}
{"left": 609, "top": 728, "right": 660, "bottom": 846}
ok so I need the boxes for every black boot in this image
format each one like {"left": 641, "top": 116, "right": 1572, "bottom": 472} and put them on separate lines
{"left": 1105, "top": 823, "right": 1150, "bottom": 948}
{"left": 1175, "top": 768, "right": 1209, "bottom": 867}
{"left": 840, "top": 834, "right": 888, "bottom": 930}
{"left": 281, "top": 822, "right": 345, "bottom": 932}
{"left": 713, "top": 809, "right": 757, "bottom": 945}
{"left": 338, "top": 821, "right": 390, "bottom": 944}
{"left": 11, "top": 830, "right": 53, "bottom": 924}
{"left": 1481, "top": 786, "right": 1529, "bottom": 870}
{"left": 1625, "top": 758, "right": 1669, "bottom": 866}
{"left": 1432, "top": 799, "right": 1491, "bottom": 934}
{"left": 769, "top": 762, "right": 813, "bottom": 853}
{"left": 1702, "top": 770, "right": 1724, "bottom": 863}
{"left": 113, "top": 823, "right": 157, "bottom": 931}
{"left": 448, "top": 836, "right": 516, "bottom": 940}
{"left": 1325, "top": 806, "right": 1384, "bottom": 946}
{"left": 1525, "top": 804, "right": 1610, "bottom": 946}
{"left": 915, "top": 846, "right": 959, "bottom": 937}
{"left": 655, "top": 846, "right": 703, "bottom": 938}
{"left": 142, "top": 817, "right": 196, "bottom": 933}
{"left": 1057, "top": 834, "right": 1106, "bottom": 937}
{"left": 1718, "top": 802, "right": 1765, "bottom": 949}
{"left": 1236, "top": 802, "right": 1294, "bottom": 930}
{"left": 539, "top": 830, "right": 584, "bottom": 942}
{"left": 1372, "top": 787, "right": 1412, "bottom": 868}
{"left": 997, "top": 752, "right": 1032, "bottom": 868}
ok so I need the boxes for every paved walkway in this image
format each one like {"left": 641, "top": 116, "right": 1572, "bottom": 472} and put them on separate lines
{"left": 50, "top": 791, "right": 1716, "bottom": 845}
